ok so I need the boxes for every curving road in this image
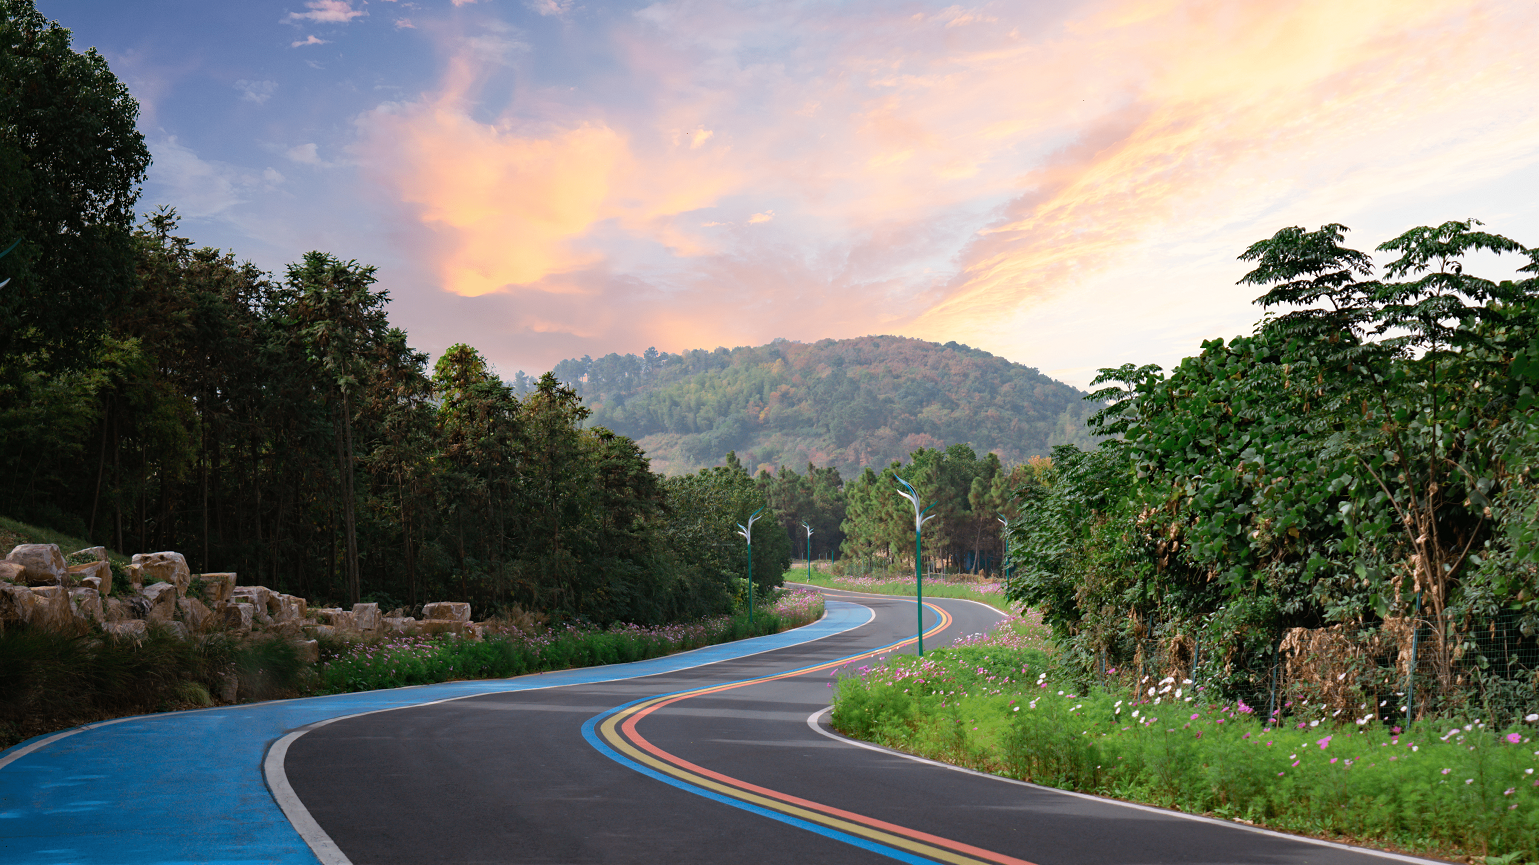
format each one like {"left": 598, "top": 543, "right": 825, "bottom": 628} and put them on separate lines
{"left": 278, "top": 590, "right": 1440, "bottom": 865}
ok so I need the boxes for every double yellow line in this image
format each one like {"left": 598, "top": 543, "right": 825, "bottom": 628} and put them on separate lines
{"left": 594, "top": 602, "right": 1038, "bottom": 865}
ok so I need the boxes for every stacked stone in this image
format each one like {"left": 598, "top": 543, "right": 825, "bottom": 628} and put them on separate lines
{"left": 1, "top": 543, "right": 485, "bottom": 647}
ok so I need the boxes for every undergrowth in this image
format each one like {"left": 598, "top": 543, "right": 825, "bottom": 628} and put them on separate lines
{"left": 830, "top": 626, "right": 1539, "bottom": 863}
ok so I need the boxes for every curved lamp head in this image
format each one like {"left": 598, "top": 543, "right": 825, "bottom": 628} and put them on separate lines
{"left": 894, "top": 475, "right": 938, "bottom": 532}
{"left": 735, "top": 508, "right": 764, "bottom": 545}
{"left": 801, "top": 520, "right": 813, "bottom": 537}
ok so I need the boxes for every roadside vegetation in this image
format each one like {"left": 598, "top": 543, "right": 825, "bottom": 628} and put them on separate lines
{"left": 832, "top": 626, "right": 1539, "bottom": 863}
{"left": 831, "top": 220, "right": 1539, "bottom": 863}
{"left": 1, "top": 587, "right": 823, "bottom": 750}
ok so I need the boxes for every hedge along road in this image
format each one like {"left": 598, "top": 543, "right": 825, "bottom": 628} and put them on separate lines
{"left": 0, "top": 602, "right": 873, "bottom": 865}
{"left": 281, "top": 588, "right": 1441, "bottom": 865}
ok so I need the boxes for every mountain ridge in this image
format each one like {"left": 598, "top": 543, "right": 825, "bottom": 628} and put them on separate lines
{"left": 522, "top": 335, "right": 1099, "bottom": 477}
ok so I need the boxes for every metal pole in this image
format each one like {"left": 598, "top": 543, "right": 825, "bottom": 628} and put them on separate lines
{"left": 803, "top": 521, "right": 813, "bottom": 584}
{"left": 1267, "top": 635, "right": 1281, "bottom": 727}
{"left": 1408, "top": 590, "right": 1421, "bottom": 725}
{"left": 916, "top": 524, "right": 924, "bottom": 656}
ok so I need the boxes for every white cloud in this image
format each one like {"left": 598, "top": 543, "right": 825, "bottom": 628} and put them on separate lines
{"left": 394, "top": 18, "right": 416, "bottom": 29}
{"left": 234, "top": 79, "right": 277, "bottom": 104}
{"left": 146, "top": 137, "right": 252, "bottom": 218}
{"left": 291, "top": 35, "right": 330, "bottom": 48}
{"left": 527, "top": 0, "right": 575, "bottom": 16}
{"left": 285, "top": 143, "right": 324, "bottom": 165}
{"left": 285, "top": 1, "right": 366, "bottom": 24}
{"left": 263, "top": 167, "right": 287, "bottom": 186}
{"left": 748, "top": 210, "right": 773, "bottom": 224}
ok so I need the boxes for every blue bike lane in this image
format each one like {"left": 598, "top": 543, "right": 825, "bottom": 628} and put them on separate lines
{"left": 0, "top": 601, "right": 872, "bottom": 865}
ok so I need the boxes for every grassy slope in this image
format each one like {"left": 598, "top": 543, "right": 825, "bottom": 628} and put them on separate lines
{"left": 0, "top": 515, "right": 129, "bottom": 565}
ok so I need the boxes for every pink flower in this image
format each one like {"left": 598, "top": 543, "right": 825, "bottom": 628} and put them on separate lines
{"left": 1507, "top": 733, "right": 1523, "bottom": 744}
{"left": 1317, "top": 735, "right": 1333, "bottom": 749}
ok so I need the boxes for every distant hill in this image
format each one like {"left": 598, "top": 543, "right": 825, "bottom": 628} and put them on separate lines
{"left": 523, "top": 336, "right": 1101, "bottom": 477}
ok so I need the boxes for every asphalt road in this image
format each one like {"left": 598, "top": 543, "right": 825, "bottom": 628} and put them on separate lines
{"left": 283, "top": 590, "right": 1441, "bottom": 865}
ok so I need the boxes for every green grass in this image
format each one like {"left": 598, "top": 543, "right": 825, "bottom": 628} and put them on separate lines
{"left": 830, "top": 626, "right": 1539, "bottom": 863}
{"left": 0, "top": 515, "right": 129, "bottom": 566}
{"left": 785, "top": 568, "right": 1020, "bottom": 616}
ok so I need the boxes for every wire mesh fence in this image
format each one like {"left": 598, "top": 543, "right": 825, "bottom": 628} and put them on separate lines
{"left": 1094, "top": 600, "right": 1539, "bottom": 727}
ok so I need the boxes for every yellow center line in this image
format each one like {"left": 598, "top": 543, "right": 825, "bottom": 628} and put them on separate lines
{"left": 597, "top": 601, "right": 1040, "bottom": 865}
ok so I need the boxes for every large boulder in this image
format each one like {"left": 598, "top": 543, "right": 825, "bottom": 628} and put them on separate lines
{"left": 67, "top": 560, "right": 111, "bottom": 594}
{"left": 7, "top": 544, "right": 66, "bottom": 586}
{"left": 195, "top": 573, "right": 236, "bottom": 606}
{"left": 276, "top": 594, "right": 307, "bottom": 623}
{"left": 104, "top": 597, "right": 135, "bottom": 623}
{"left": 232, "top": 585, "right": 278, "bottom": 616}
{"left": 70, "top": 546, "right": 107, "bottom": 562}
{"left": 352, "top": 602, "right": 380, "bottom": 633}
{"left": 382, "top": 616, "right": 417, "bottom": 634}
{"left": 130, "top": 552, "right": 191, "bottom": 596}
{"left": 422, "top": 602, "right": 471, "bottom": 623}
{"left": 316, "top": 608, "right": 356, "bottom": 631}
{"left": 0, "top": 561, "right": 24, "bottom": 584}
{"left": 294, "top": 639, "right": 319, "bottom": 664}
{"left": 69, "top": 588, "right": 104, "bottom": 624}
{"left": 29, "top": 586, "right": 73, "bottom": 630}
{"left": 222, "top": 602, "right": 254, "bottom": 634}
{"left": 177, "top": 597, "right": 214, "bottom": 632}
{"left": 0, "top": 584, "right": 38, "bottom": 624}
{"left": 141, "top": 582, "right": 180, "bottom": 622}
{"left": 418, "top": 619, "right": 477, "bottom": 637}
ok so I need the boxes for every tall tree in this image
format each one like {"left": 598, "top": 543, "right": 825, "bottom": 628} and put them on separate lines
{"left": 0, "top": 0, "right": 150, "bottom": 371}
{"left": 280, "top": 253, "right": 391, "bottom": 605}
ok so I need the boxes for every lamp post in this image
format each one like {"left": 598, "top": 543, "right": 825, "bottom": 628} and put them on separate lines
{"left": 802, "top": 521, "right": 814, "bottom": 583}
{"left": 997, "top": 513, "right": 1010, "bottom": 591}
{"left": 894, "top": 476, "right": 937, "bottom": 656}
{"left": 736, "top": 509, "right": 764, "bottom": 624}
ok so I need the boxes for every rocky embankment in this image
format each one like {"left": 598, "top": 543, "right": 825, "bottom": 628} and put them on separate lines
{"left": 0, "top": 543, "right": 484, "bottom": 664}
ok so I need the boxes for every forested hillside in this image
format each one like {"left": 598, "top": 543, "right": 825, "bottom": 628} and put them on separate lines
{"left": 540, "top": 337, "right": 1098, "bottom": 476}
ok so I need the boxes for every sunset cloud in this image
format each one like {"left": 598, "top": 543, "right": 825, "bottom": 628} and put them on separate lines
{"left": 127, "top": 0, "right": 1539, "bottom": 386}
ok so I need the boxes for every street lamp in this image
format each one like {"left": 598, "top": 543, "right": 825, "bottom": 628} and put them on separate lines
{"left": 736, "top": 508, "right": 764, "bottom": 624}
{"left": 894, "top": 475, "right": 937, "bottom": 656}
{"left": 802, "top": 521, "right": 814, "bottom": 584}
{"left": 997, "top": 513, "right": 1010, "bottom": 591}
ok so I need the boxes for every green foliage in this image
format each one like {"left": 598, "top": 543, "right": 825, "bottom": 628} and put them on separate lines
{"left": 0, "top": 0, "right": 150, "bottom": 369}
{"left": 839, "top": 444, "right": 1033, "bottom": 576}
{"left": 545, "top": 337, "right": 1099, "bottom": 478}
{"left": 1009, "top": 219, "right": 1539, "bottom": 717}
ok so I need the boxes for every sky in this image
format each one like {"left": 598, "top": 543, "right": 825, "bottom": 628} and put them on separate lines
{"left": 41, "top": 0, "right": 1539, "bottom": 389}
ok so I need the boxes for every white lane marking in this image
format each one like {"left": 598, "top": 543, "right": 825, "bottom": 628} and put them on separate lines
{"left": 805, "top": 708, "right": 1445, "bottom": 865}
{"left": 265, "top": 723, "right": 353, "bottom": 865}
{"left": 0, "top": 715, "right": 139, "bottom": 771}
{"left": 267, "top": 603, "right": 873, "bottom": 864}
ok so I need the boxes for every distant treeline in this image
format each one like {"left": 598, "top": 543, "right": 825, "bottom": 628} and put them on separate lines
{"left": 539, "top": 336, "right": 1099, "bottom": 477}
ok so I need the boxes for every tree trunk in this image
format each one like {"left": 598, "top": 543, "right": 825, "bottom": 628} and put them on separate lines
{"left": 337, "top": 394, "right": 361, "bottom": 605}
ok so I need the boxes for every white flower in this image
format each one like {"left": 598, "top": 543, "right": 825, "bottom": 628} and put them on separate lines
{"left": 1148, "top": 688, "right": 1156, "bottom": 697}
{"left": 1132, "top": 710, "right": 1140, "bottom": 718}
{"left": 1310, "top": 720, "right": 1320, "bottom": 727}
{"left": 1525, "top": 713, "right": 1538, "bottom": 722}
{"left": 1175, "top": 688, "right": 1183, "bottom": 698}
